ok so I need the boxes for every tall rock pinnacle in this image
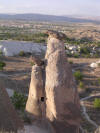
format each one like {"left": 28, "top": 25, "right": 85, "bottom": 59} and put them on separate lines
{"left": 45, "top": 30, "right": 80, "bottom": 133}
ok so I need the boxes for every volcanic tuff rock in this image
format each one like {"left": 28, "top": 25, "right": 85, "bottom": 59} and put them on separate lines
{"left": 25, "top": 64, "right": 45, "bottom": 119}
{"left": 0, "top": 87, "right": 23, "bottom": 133}
{"left": 45, "top": 31, "right": 80, "bottom": 133}
{"left": 26, "top": 31, "right": 80, "bottom": 133}
{"left": 95, "top": 127, "right": 100, "bottom": 133}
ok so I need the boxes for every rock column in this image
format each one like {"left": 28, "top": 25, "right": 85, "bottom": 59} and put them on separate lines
{"left": 45, "top": 31, "right": 80, "bottom": 133}
{"left": 25, "top": 64, "right": 44, "bottom": 119}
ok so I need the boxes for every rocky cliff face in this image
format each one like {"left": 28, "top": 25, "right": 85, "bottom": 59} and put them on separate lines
{"left": 26, "top": 31, "right": 80, "bottom": 133}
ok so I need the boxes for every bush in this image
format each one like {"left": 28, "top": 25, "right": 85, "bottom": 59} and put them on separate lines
{"left": 93, "top": 98, "right": 100, "bottom": 109}
{"left": 19, "top": 51, "right": 25, "bottom": 56}
{"left": 80, "top": 47, "right": 90, "bottom": 54}
{"left": 11, "top": 91, "right": 27, "bottom": 111}
{"left": 0, "top": 50, "right": 3, "bottom": 56}
{"left": 0, "top": 61, "right": 6, "bottom": 70}
{"left": 98, "top": 78, "right": 100, "bottom": 85}
{"left": 66, "top": 53, "right": 72, "bottom": 57}
{"left": 68, "top": 60, "right": 73, "bottom": 64}
{"left": 74, "top": 71, "right": 83, "bottom": 81}
{"left": 98, "top": 63, "right": 100, "bottom": 67}
{"left": 79, "top": 81, "right": 84, "bottom": 89}
{"left": 93, "top": 53, "right": 100, "bottom": 58}
{"left": 73, "top": 53, "right": 79, "bottom": 58}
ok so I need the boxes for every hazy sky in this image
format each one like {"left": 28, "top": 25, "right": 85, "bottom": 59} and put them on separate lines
{"left": 0, "top": 0, "right": 100, "bottom": 16}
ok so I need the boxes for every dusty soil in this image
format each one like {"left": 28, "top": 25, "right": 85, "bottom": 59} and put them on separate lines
{"left": 0, "top": 56, "right": 32, "bottom": 94}
{"left": 0, "top": 56, "right": 100, "bottom": 133}
{"left": 69, "top": 58, "right": 100, "bottom": 133}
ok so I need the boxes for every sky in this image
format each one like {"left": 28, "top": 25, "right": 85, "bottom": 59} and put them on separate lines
{"left": 0, "top": 0, "right": 100, "bottom": 16}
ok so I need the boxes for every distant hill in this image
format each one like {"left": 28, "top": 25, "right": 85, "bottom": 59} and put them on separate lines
{"left": 0, "top": 13, "right": 100, "bottom": 24}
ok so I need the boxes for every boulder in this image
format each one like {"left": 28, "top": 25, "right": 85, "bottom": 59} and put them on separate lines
{"left": 90, "top": 63, "right": 98, "bottom": 68}
{"left": 90, "top": 60, "right": 100, "bottom": 68}
{"left": 45, "top": 31, "right": 80, "bottom": 133}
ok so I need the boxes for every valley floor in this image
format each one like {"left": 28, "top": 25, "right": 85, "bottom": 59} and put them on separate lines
{"left": 0, "top": 56, "right": 100, "bottom": 133}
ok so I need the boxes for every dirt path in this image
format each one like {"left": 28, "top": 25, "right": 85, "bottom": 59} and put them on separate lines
{"left": 81, "top": 96, "right": 99, "bottom": 128}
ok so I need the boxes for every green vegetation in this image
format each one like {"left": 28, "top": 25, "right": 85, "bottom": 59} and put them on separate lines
{"left": 93, "top": 98, "right": 100, "bottom": 109}
{"left": 65, "top": 36, "right": 93, "bottom": 45}
{"left": 30, "top": 61, "right": 35, "bottom": 66}
{"left": 79, "top": 81, "right": 84, "bottom": 89}
{"left": 98, "top": 63, "right": 100, "bottom": 67}
{"left": 0, "top": 50, "right": 3, "bottom": 56}
{"left": 98, "top": 78, "right": 100, "bottom": 85}
{"left": 0, "top": 61, "right": 6, "bottom": 70}
{"left": 11, "top": 91, "right": 27, "bottom": 111}
{"left": 73, "top": 53, "right": 79, "bottom": 58}
{"left": 68, "top": 60, "right": 73, "bottom": 64}
{"left": 0, "top": 32, "right": 48, "bottom": 43}
{"left": 19, "top": 51, "right": 25, "bottom": 56}
{"left": 74, "top": 71, "right": 83, "bottom": 81}
{"left": 80, "top": 47, "right": 90, "bottom": 55}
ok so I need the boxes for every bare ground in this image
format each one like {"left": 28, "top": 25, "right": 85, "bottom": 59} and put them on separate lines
{"left": 0, "top": 56, "right": 100, "bottom": 133}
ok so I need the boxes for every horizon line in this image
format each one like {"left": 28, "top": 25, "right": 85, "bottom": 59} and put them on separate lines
{"left": 0, "top": 13, "right": 100, "bottom": 17}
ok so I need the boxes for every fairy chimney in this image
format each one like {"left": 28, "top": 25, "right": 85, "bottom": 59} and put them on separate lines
{"left": 45, "top": 30, "right": 80, "bottom": 133}
{"left": 25, "top": 58, "right": 45, "bottom": 119}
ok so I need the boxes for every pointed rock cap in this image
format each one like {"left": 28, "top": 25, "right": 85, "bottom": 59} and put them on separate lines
{"left": 45, "top": 30, "right": 67, "bottom": 40}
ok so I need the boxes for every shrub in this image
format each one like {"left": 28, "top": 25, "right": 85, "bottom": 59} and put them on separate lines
{"left": 80, "top": 47, "right": 90, "bottom": 54}
{"left": 93, "top": 98, "right": 100, "bottom": 109}
{"left": 73, "top": 53, "right": 79, "bottom": 58}
{"left": 74, "top": 71, "right": 83, "bottom": 81}
{"left": 94, "top": 53, "right": 100, "bottom": 58}
{"left": 85, "top": 88, "right": 91, "bottom": 93}
{"left": 0, "top": 61, "right": 6, "bottom": 70}
{"left": 30, "top": 61, "right": 35, "bottom": 66}
{"left": 11, "top": 91, "right": 27, "bottom": 111}
{"left": 85, "top": 54, "right": 91, "bottom": 58}
{"left": 0, "top": 50, "right": 3, "bottom": 56}
{"left": 98, "top": 78, "right": 100, "bottom": 85}
{"left": 79, "top": 81, "right": 84, "bottom": 89}
{"left": 68, "top": 60, "right": 73, "bottom": 64}
{"left": 19, "top": 51, "right": 25, "bottom": 56}
{"left": 98, "top": 63, "right": 100, "bottom": 67}
{"left": 66, "top": 53, "right": 72, "bottom": 57}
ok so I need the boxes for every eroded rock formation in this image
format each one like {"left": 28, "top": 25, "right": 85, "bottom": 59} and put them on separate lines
{"left": 0, "top": 87, "right": 23, "bottom": 133}
{"left": 25, "top": 63, "right": 45, "bottom": 119}
{"left": 26, "top": 30, "right": 80, "bottom": 133}
{"left": 95, "top": 127, "right": 100, "bottom": 133}
{"left": 45, "top": 30, "right": 80, "bottom": 133}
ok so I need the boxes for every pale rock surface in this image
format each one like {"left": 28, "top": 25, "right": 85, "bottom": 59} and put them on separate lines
{"left": 45, "top": 32, "right": 80, "bottom": 133}
{"left": 6, "top": 88, "right": 14, "bottom": 97}
{"left": 95, "top": 127, "right": 100, "bottom": 133}
{"left": 25, "top": 64, "right": 44, "bottom": 119}
{"left": 90, "top": 63, "right": 98, "bottom": 68}
{"left": 90, "top": 60, "right": 100, "bottom": 68}
{"left": 0, "top": 40, "right": 46, "bottom": 56}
